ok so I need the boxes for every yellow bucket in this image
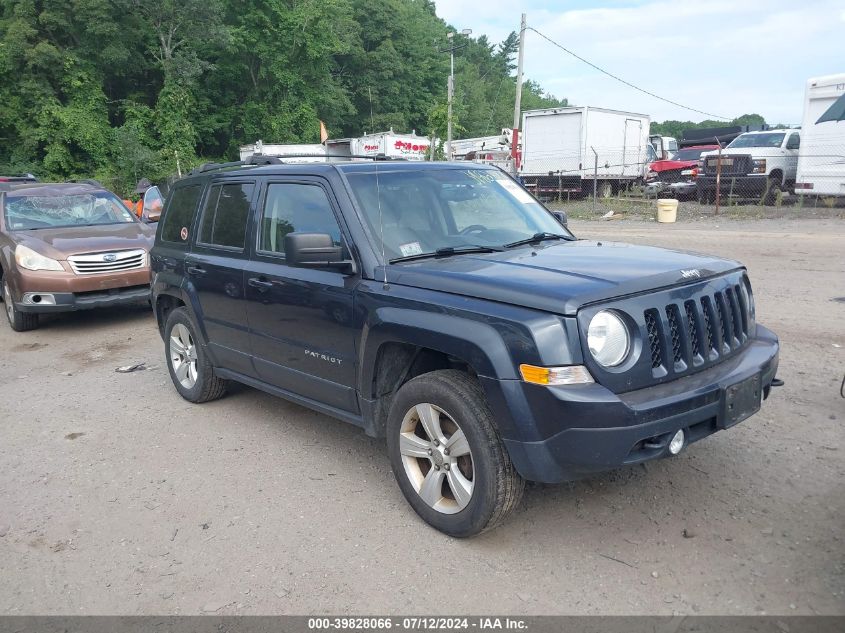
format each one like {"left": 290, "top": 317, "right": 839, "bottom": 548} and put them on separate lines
{"left": 657, "top": 198, "right": 678, "bottom": 223}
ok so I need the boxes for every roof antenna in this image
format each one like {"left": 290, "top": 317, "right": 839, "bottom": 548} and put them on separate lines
{"left": 368, "top": 86, "right": 376, "bottom": 132}
{"left": 375, "top": 159, "right": 388, "bottom": 289}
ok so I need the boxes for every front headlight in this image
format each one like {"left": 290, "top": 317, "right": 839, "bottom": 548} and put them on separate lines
{"left": 15, "top": 245, "right": 63, "bottom": 272}
{"left": 587, "top": 310, "right": 630, "bottom": 367}
{"left": 753, "top": 159, "right": 767, "bottom": 174}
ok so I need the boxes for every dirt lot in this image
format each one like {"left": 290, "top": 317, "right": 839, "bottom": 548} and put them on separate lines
{"left": 1, "top": 219, "right": 843, "bottom": 616}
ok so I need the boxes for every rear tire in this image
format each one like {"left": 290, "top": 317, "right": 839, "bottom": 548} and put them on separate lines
{"left": 164, "top": 307, "right": 227, "bottom": 403}
{"left": 3, "top": 280, "right": 38, "bottom": 332}
{"left": 386, "top": 369, "right": 524, "bottom": 537}
{"left": 762, "top": 179, "right": 780, "bottom": 206}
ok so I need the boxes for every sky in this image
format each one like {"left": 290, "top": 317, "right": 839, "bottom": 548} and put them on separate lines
{"left": 433, "top": 0, "right": 845, "bottom": 125}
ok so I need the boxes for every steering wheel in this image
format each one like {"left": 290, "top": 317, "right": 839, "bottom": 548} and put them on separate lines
{"left": 459, "top": 224, "right": 487, "bottom": 235}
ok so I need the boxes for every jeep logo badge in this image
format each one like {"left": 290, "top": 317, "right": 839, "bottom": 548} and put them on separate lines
{"left": 680, "top": 269, "right": 701, "bottom": 279}
{"left": 103, "top": 253, "right": 117, "bottom": 263}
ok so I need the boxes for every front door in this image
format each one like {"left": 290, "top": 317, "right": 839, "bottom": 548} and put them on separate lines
{"left": 243, "top": 179, "right": 359, "bottom": 413}
{"left": 187, "top": 179, "right": 257, "bottom": 376}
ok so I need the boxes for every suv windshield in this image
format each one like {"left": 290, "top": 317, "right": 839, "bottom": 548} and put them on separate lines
{"left": 727, "top": 133, "right": 785, "bottom": 149}
{"left": 4, "top": 191, "right": 136, "bottom": 230}
{"left": 344, "top": 168, "right": 571, "bottom": 261}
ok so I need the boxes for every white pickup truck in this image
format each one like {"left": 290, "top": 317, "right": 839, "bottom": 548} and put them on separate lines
{"left": 696, "top": 129, "right": 800, "bottom": 204}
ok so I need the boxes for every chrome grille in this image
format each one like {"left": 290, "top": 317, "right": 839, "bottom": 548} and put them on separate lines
{"left": 67, "top": 249, "right": 146, "bottom": 275}
{"left": 644, "top": 280, "right": 750, "bottom": 377}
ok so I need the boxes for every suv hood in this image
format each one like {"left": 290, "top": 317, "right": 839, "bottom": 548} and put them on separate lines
{"left": 11, "top": 223, "right": 155, "bottom": 260}
{"left": 384, "top": 240, "right": 742, "bottom": 315}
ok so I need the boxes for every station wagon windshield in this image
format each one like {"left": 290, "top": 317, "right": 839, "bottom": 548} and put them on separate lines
{"left": 727, "top": 133, "right": 785, "bottom": 149}
{"left": 4, "top": 191, "right": 136, "bottom": 230}
{"left": 344, "top": 168, "right": 571, "bottom": 262}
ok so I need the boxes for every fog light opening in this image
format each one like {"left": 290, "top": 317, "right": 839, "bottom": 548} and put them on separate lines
{"left": 31, "top": 294, "right": 42, "bottom": 303}
{"left": 668, "top": 429, "right": 685, "bottom": 455}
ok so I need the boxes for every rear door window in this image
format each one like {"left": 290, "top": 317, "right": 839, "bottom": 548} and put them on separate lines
{"left": 198, "top": 182, "right": 254, "bottom": 250}
{"left": 161, "top": 184, "right": 203, "bottom": 244}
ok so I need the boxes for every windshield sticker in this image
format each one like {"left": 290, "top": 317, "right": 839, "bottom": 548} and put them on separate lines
{"left": 496, "top": 178, "right": 536, "bottom": 204}
{"left": 180, "top": 227, "right": 189, "bottom": 241}
{"left": 399, "top": 241, "right": 423, "bottom": 257}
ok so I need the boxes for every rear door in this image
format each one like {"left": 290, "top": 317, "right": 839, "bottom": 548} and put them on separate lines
{"left": 623, "top": 118, "right": 644, "bottom": 176}
{"left": 243, "top": 178, "right": 359, "bottom": 413}
{"left": 186, "top": 179, "right": 257, "bottom": 376}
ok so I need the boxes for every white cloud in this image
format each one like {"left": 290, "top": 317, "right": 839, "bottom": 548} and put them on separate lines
{"left": 434, "top": 0, "right": 845, "bottom": 123}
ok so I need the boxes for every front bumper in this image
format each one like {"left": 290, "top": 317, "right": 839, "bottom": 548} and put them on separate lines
{"left": 14, "top": 285, "right": 150, "bottom": 313}
{"left": 494, "top": 325, "right": 779, "bottom": 483}
{"left": 697, "top": 174, "right": 768, "bottom": 196}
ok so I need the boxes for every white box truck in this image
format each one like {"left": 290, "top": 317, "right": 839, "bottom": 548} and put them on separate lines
{"left": 795, "top": 73, "right": 845, "bottom": 198}
{"left": 239, "top": 141, "right": 326, "bottom": 162}
{"left": 519, "top": 106, "right": 651, "bottom": 198}
{"left": 326, "top": 130, "right": 432, "bottom": 161}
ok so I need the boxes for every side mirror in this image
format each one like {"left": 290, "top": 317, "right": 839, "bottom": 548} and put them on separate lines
{"left": 552, "top": 210, "right": 568, "bottom": 227}
{"left": 142, "top": 186, "right": 164, "bottom": 223}
{"left": 285, "top": 233, "right": 354, "bottom": 272}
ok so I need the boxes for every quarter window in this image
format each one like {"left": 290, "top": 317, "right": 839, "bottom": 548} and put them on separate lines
{"left": 198, "top": 182, "right": 253, "bottom": 249}
{"left": 161, "top": 184, "right": 203, "bottom": 243}
{"left": 786, "top": 134, "right": 800, "bottom": 150}
{"left": 259, "top": 184, "right": 341, "bottom": 255}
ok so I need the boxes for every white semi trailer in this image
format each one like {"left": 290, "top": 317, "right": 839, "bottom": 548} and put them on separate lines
{"left": 795, "top": 73, "right": 845, "bottom": 198}
{"left": 519, "top": 106, "right": 651, "bottom": 198}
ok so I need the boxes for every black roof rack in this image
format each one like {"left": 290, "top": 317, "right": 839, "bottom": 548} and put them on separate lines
{"left": 186, "top": 152, "right": 408, "bottom": 176}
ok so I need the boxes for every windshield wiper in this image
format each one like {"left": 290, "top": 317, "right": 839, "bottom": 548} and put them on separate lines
{"left": 389, "top": 244, "right": 504, "bottom": 264}
{"left": 503, "top": 232, "right": 575, "bottom": 249}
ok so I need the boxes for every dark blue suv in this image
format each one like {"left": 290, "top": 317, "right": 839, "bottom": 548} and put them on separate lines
{"left": 151, "top": 160, "right": 780, "bottom": 537}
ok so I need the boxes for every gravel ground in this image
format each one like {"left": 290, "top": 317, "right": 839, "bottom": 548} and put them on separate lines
{"left": 0, "top": 219, "right": 843, "bottom": 615}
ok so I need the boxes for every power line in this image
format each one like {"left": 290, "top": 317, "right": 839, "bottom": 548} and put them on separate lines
{"left": 526, "top": 26, "right": 730, "bottom": 121}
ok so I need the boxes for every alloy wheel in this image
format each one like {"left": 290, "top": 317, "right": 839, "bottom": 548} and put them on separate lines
{"left": 3, "top": 282, "right": 14, "bottom": 323}
{"left": 169, "top": 323, "right": 198, "bottom": 389}
{"left": 398, "top": 402, "right": 475, "bottom": 514}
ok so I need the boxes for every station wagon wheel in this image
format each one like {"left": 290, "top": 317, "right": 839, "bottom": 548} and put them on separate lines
{"left": 3, "top": 280, "right": 38, "bottom": 332}
{"left": 386, "top": 369, "right": 524, "bottom": 537}
{"left": 163, "top": 307, "right": 227, "bottom": 403}
{"left": 399, "top": 402, "right": 475, "bottom": 514}
{"left": 169, "top": 323, "right": 198, "bottom": 389}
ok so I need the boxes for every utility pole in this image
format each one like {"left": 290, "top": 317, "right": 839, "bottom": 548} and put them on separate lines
{"left": 444, "top": 28, "right": 472, "bottom": 161}
{"left": 512, "top": 13, "right": 526, "bottom": 170}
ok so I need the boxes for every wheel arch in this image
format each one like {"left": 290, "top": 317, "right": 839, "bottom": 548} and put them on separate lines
{"left": 358, "top": 309, "right": 517, "bottom": 438}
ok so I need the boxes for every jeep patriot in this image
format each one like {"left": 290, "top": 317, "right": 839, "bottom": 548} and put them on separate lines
{"left": 150, "top": 160, "right": 780, "bottom": 537}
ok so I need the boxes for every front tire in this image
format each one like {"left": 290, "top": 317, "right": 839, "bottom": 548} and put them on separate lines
{"left": 164, "top": 307, "right": 227, "bottom": 403}
{"left": 3, "top": 280, "right": 38, "bottom": 332}
{"left": 386, "top": 369, "right": 524, "bottom": 537}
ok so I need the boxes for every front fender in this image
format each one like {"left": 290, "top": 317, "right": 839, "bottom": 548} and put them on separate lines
{"left": 359, "top": 307, "right": 527, "bottom": 440}
{"left": 359, "top": 307, "right": 516, "bottom": 388}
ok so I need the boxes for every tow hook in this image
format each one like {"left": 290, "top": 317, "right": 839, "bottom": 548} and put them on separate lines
{"left": 764, "top": 377, "right": 784, "bottom": 401}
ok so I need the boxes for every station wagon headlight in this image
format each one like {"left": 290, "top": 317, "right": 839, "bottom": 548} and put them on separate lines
{"left": 15, "top": 245, "right": 63, "bottom": 272}
{"left": 587, "top": 310, "right": 630, "bottom": 367}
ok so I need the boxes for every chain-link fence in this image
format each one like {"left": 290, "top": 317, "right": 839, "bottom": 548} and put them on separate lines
{"left": 465, "top": 137, "right": 845, "bottom": 217}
